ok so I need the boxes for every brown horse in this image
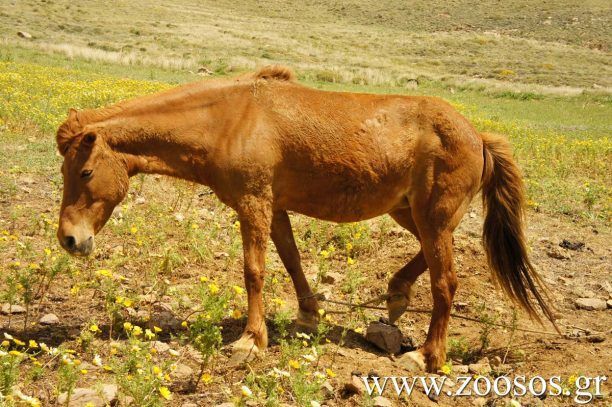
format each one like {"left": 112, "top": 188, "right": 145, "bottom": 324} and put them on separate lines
{"left": 56, "top": 66, "right": 554, "bottom": 371}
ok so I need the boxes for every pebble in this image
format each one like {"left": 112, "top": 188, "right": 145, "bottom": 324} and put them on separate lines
{"left": 39, "top": 313, "right": 60, "bottom": 325}
{"left": 365, "top": 321, "right": 403, "bottom": 354}
{"left": 342, "top": 375, "right": 366, "bottom": 397}
{"left": 373, "top": 396, "right": 393, "bottom": 406}
{"left": 57, "top": 384, "right": 117, "bottom": 407}
{"left": 575, "top": 298, "right": 607, "bottom": 311}
{"left": 1, "top": 303, "right": 26, "bottom": 314}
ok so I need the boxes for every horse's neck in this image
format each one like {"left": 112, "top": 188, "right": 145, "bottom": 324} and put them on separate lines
{"left": 96, "top": 108, "right": 217, "bottom": 184}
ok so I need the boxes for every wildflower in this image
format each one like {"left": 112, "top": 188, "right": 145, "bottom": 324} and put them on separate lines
{"left": 12, "top": 388, "right": 41, "bottom": 406}
{"left": 319, "top": 250, "right": 329, "bottom": 259}
{"left": 158, "top": 386, "right": 172, "bottom": 400}
{"left": 9, "top": 350, "right": 22, "bottom": 356}
{"left": 130, "top": 226, "right": 138, "bottom": 234}
{"left": 89, "top": 324, "right": 100, "bottom": 333}
{"left": 231, "top": 309, "right": 243, "bottom": 319}
{"left": 44, "top": 248, "right": 51, "bottom": 256}
{"left": 347, "top": 257, "right": 355, "bottom": 265}
{"left": 201, "top": 373, "right": 213, "bottom": 384}
{"left": 199, "top": 276, "right": 208, "bottom": 283}
{"left": 208, "top": 283, "right": 220, "bottom": 294}
{"left": 1, "top": 340, "right": 10, "bottom": 347}
{"left": 115, "top": 296, "right": 124, "bottom": 304}
{"left": 509, "top": 400, "right": 521, "bottom": 407}
{"left": 295, "top": 332, "right": 310, "bottom": 340}
{"left": 232, "top": 285, "right": 244, "bottom": 295}
{"left": 4, "top": 333, "right": 14, "bottom": 340}
{"left": 241, "top": 385, "right": 252, "bottom": 398}
{"left": 440, "top": 363, "right": 452, "bottom": 375}
{"left": 181, "top": 321, "right": 188, "bottom": 328}
{"left": 145, "top": 329, "right": 155, "bottom": 339}
{"left": 13, "top": 338, "right": 25, "bottom": 347}
{"left": 123, "top": 322, "right": 133, "bottom": 331}
{"left": 326, "top": 368, "right": 336, "bottom": 378}
{"left": 80, "top": 369, "right": 88, "bottom": 374}
{"left": 345, "top": 242, "right": 353, "bottom": 251}
{"left": 313, "top": 371, "right": 325, "bottom": 380}
{"left": 123, "top": 298, "right": 133, "bottom": 307}
{"left": 272, "top": 367, "right": 290, "bottom": 377}
{"left": 132, "top": 326, "right": 143, "bottom": 336}
{"left": 318, "top": 308, "right": 325, "bottom": 316}
{"left": 303, "top": 354, "right": 316, "bottom": 362}
{"left": 153, "top": 326, "right": 162, "bottom": 333}
{"left": 92, "top": 354, "right": 103, "bottom": 367}
{"left": 28, "top": 340, "right": 38, "bottom": 349}
{"left": 288, "top": 359, "right": 300, "bottom": 369}
{"left": 95, "top": 269, "right": 113, "bottom": 278}
{"left": 153, "top": 366, "right": 162, "bottom": 375}
{"left": 271, "top": 298, "right": 286, "bottom": 307}
{"left": 354, "top": 327, "right": 363, "bottom": 334}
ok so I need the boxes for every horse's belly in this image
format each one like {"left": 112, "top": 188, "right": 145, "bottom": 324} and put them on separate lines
{"left": 275, "top": 173, "right": 410, "bottom": 222}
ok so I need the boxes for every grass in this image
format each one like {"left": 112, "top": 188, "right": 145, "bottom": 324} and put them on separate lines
{"left": 1, "top": 0, "right": 610, "bottom": 92}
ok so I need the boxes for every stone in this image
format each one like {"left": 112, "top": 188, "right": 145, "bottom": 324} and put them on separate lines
{"left": 342, "top": 375, "right": 366, "bottom": 397}
{"left": 1, "top": 304, "right": 26, "bottom": 314}
{"left": 365, "top": 321, "right": 403, "bottom": 354}
{"left": 473, "top": 397, "right": 487, "bottom": 407}
{"left": 373, "top": 396, "right": 392, "bottom": 406}
{"left": 215, "top": 403, "right": 235, "bottom": 407}
{"left": 320, "top": 271, "right": 342, "bottom": 285}
{"left": 152, "top": 341, "right": 170, "bottom": 353}
{"left": 575, "top": 298, "right": 607, "bottom": 311}
{"left": 490, "top": 355, "right": 502, "bottom": 367}
{"left": 39, "top": 313, "right": 60, "bottom": 325}
{"left": 454, "top": 364, "right": 469, "bottom": 373}
{"left": 321, "top": 381, "right": 334, "bottom": 399}
{"left": 17, "top": 31, "right": 32, "bottom": 39}
{"left": 170, "top": 363, "right": 194, "bottom": 391}
{"left": 182, "top": 404, "right": 199, "bottom": 407}
{"left": 57, "top": 384, "right": 117, "bottom": 407}
{"left": 559, "top": 239, "right": 584, "bottom": 251}
{"left": 468, "top": 358, "right": 491, "bottom": 375}
{"left": 607, "top": 300, "right": 612, "bottom": 309}
{"left": 547, "top": 247, "right": 570, "bottom": 260}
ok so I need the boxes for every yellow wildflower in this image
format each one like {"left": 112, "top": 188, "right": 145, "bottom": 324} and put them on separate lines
{"left": 208, "top": 283, "right": 220, "bottom": 294}
{"left": 159, "top": 386, "right": 172, "bottom": 400}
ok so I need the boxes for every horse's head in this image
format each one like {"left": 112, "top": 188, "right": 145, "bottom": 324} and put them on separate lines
{"left": 56, "top": 108, "right": 130, "bottom": 256}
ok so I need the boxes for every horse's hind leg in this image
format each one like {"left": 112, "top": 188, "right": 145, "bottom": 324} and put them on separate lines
{"left": 271, "top": 210, "right": 319, "bottom": 331}
{"left": 386, "top": 208, "right": 428, "bottom": 324}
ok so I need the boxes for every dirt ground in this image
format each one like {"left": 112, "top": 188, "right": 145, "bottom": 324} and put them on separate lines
{"left": 1, "top": 170, "right": 610, "bottom": 406}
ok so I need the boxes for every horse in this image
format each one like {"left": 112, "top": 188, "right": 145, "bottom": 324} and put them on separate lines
{"left": 55, "top": 65, "right": 555, "bottom": 371}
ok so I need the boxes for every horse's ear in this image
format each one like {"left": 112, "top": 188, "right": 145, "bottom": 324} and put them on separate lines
{"left": 68, "top": 108, "right": 78, "bottom": 121}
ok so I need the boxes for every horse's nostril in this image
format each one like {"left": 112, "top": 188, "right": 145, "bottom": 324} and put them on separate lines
{"left": 64, "top": 235, "right": 76, "bottom": 250}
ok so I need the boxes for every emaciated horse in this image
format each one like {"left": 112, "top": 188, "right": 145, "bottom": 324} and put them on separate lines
{"left": 56, "top": 66, "right": 555, "bottom": 371}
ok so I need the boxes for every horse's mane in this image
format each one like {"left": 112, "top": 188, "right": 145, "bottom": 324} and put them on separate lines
{"left": 253, "top": 65, "right": 295, "bottom": 82}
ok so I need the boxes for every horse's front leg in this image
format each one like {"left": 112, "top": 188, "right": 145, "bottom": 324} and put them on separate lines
{"left": 229, "top": 196, "right": 272, "bottom": 365}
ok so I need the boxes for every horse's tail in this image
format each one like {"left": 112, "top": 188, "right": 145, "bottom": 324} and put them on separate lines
{"left": 480, "top": 132, "right": 558, "bottom": 329}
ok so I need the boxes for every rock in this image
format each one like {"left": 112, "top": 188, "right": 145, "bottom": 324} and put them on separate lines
{"left": 454, "top": 301, "right": 468, "bottom": 310}
{"left": 182, "top": 403, "right": 199, "bottom": 407}
{"left": 57, "top": 384, "right": 117, "bottom": 406}
{"left": 321, "top": 381, "right": 334, "bottom": 399}
{"left": 197, "top": 66, "right": 213, "bottom": 76}
{"left": 152, "top": 341, "right": 170, "bottom": 353}
{"left": 575, "top": 298, "right": 607, "bottom": 311}
{"left": 1, "top": 304, "right": 26, "bottom": 314}
{"left": 174, "top": 213, "right": 185, "bottom": 222}
{"left": 583, "top": 334, "right": 606, "bottom": 343}
{"left": 342, "top": 375, "right": 366, "bottom": 397}
{"left": 214, "top": 251, "right": 229, "bottom": 259}
{"left": 17, "top": 31, "right": 32, "bottom": 39}
{"left": 373, "top": 396, "right": 393, "bottom": 406}
{"left": 454, "top": 364, "right": 469, "bottom": 373}
{"left": 490, "top": 355, "right": 502, "bottom": 367}
{"left": 468, "top": 358, "right": 491, "bottom": 375}
{"left": 473, "top": 397, "right": 487, "bottom": 407}
{"left": 608, "top": 300, "right": 612, "bottom": 309}
{"left": 134, "top": 196, "right": 146, "bottom": 205}
{"left": 215, "top": 403, "right": 235, "bottom": 407}
{"left": 39, "top": 313, "right": 60, "bottom": 325}
{"left": 559, "top": 239, "right": 584, "bottom": 251}
{"left": 547, "top": 247, "right": 570, "bottom": 260}
{"left": 365, "top": 321, "right": 403, "bottom": 354}
{"left": 321, "top": 271, "right": 342, "bottom": 285}
{"left": 170, "top": 363, "right": 194, "bottom": 391}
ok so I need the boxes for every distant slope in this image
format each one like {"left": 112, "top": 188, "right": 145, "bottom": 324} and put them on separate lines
{"left": 1, "top": 0, "right": 610, "bottom": 91}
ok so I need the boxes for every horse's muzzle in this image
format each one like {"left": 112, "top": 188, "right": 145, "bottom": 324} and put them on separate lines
{"left": 61, "top": 235, "right": 94, "bottom": 257}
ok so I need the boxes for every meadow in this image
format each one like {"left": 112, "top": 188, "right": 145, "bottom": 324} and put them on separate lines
{"left": 0, "top": 1, "right": 611, "bottom": 405}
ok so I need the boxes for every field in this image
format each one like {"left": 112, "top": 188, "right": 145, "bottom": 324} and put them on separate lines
{"left": 0, "top": 1, "right": 611, "bottom": 406}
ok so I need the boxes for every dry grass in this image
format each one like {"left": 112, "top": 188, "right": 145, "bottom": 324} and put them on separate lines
{"left": 2, "top": 0, "right": 611, "bottom": 94}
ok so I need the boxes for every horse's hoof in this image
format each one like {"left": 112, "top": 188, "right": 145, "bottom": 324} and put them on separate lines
{"left": 295, "top": 309, "right": 320, "bottom": 334}
{"left": 386, "top": 293, "right": 409, "bottom": 325}
{"left": 228, "top": 334, "right": 260, "bottom": 366}
{"left": 396, "top": 349, "right": 426, "bottom": 372}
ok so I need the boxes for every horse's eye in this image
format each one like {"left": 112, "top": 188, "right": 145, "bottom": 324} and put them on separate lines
{"left": 81, "top": 169, "right": 93, "bottom": 179}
